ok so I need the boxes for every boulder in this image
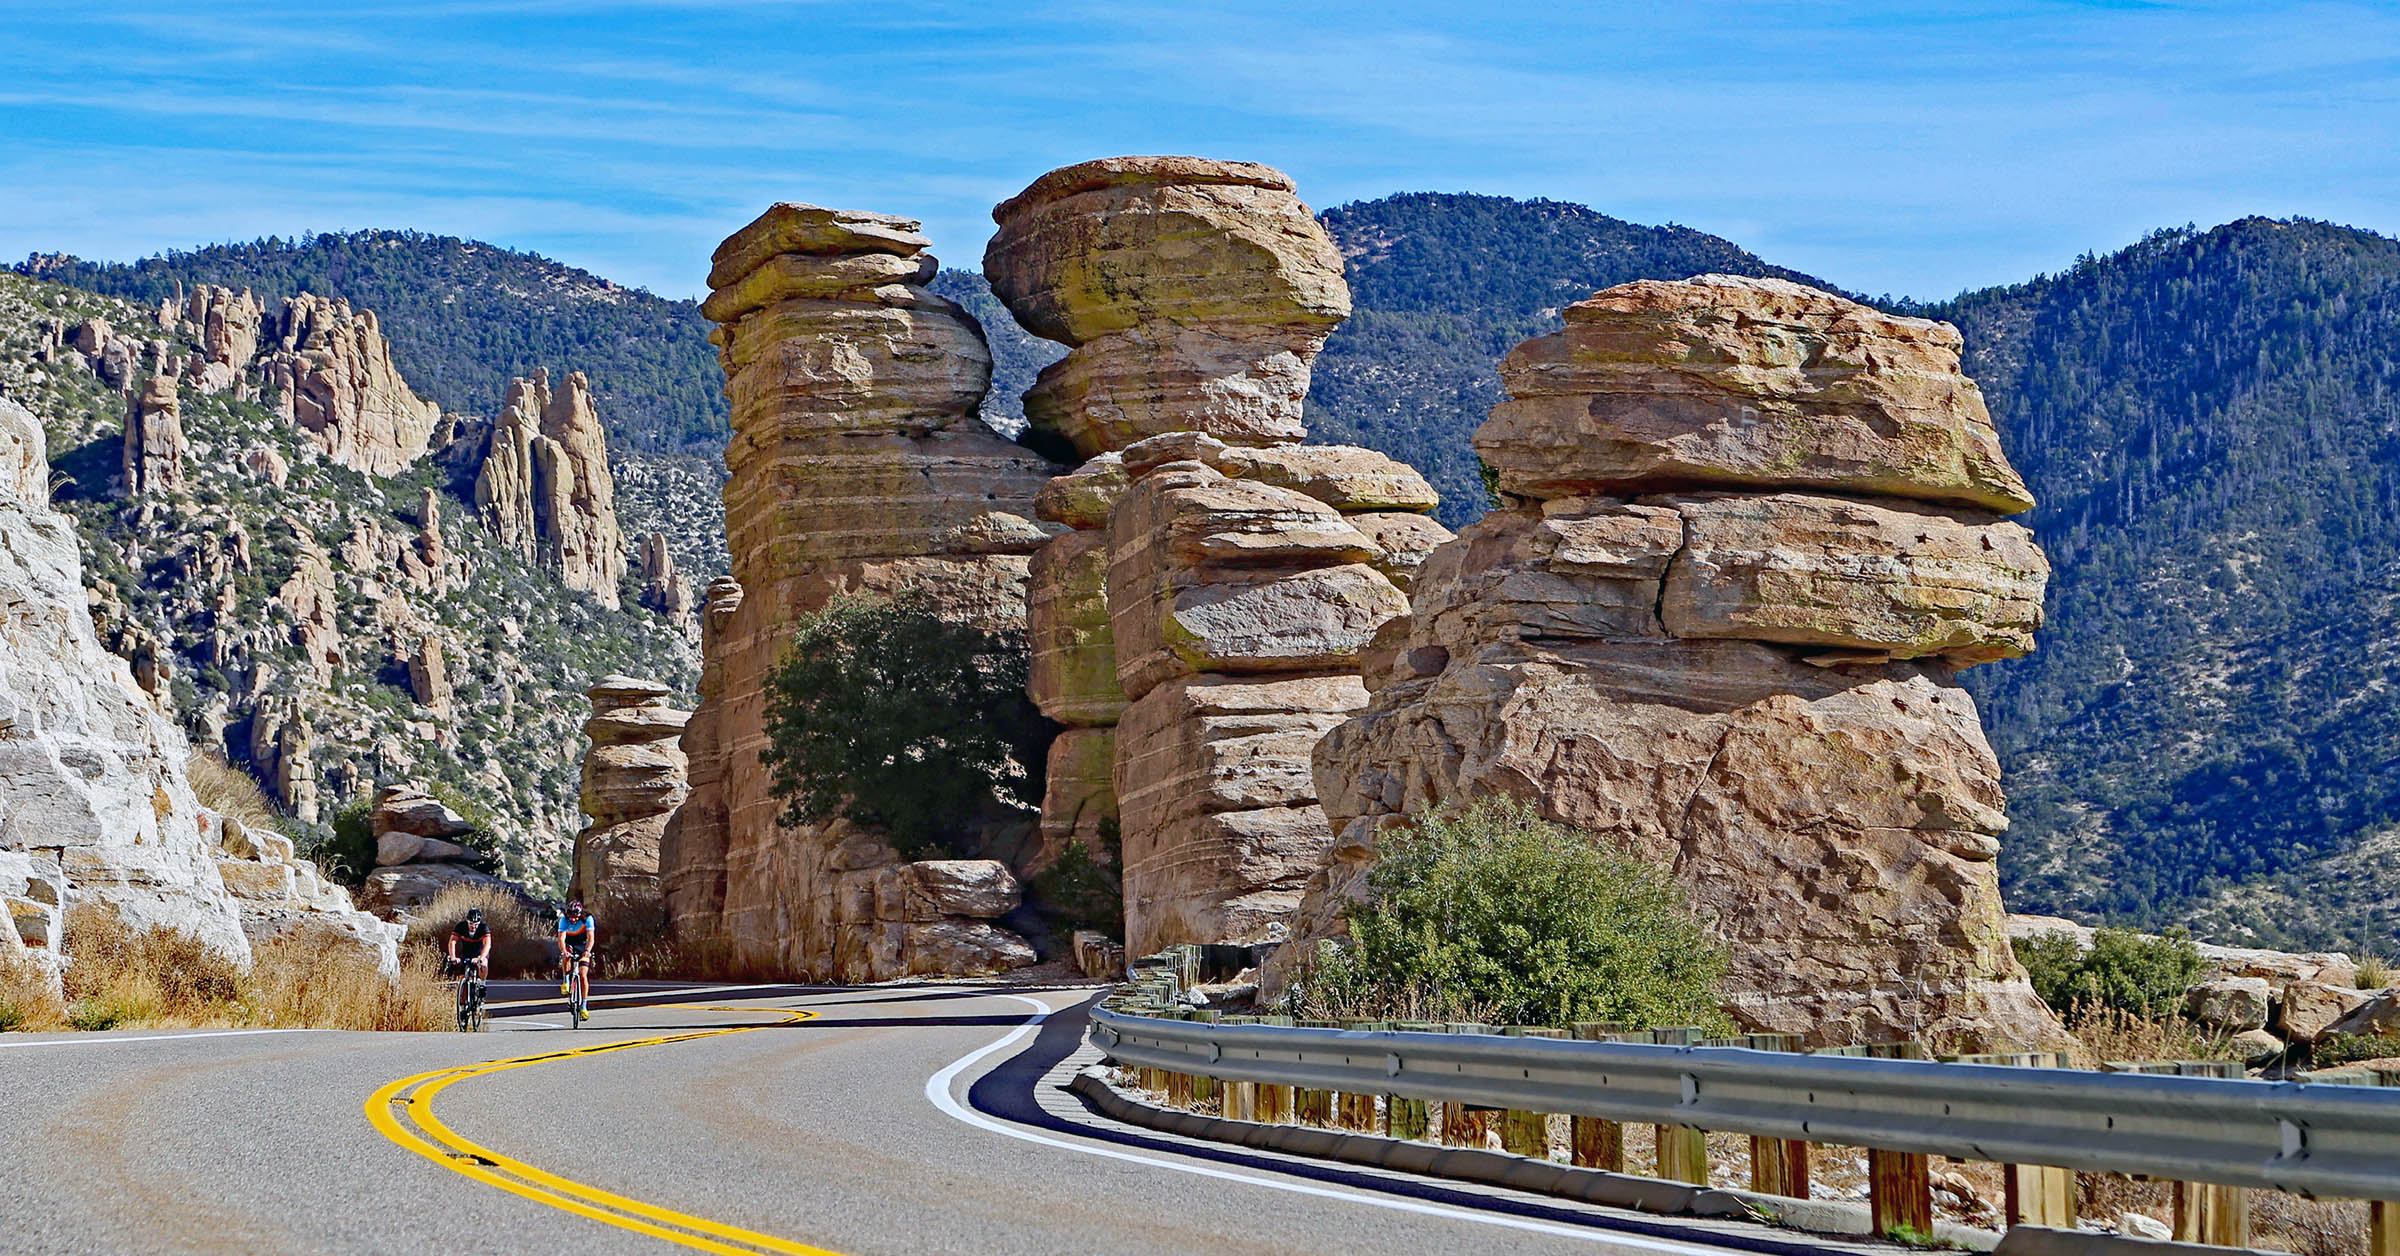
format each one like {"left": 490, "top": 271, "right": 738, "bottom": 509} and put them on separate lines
{"left": 2281, "top": 979, "right": 2374, "bottom": 1044}
{"left": 358, "top": 862, "right": 521, "bottom": 921}
{"left": 2324, "top": 991, "right": 2400, "bottom": 1042}
{"left": 1476, "top": 275, "right": 2036, "bottom": 513}
{"left": 2185, "top": 977, "right": 2272, "bottom": 1032}
{"left": 370, "top": 786, "right": 476, "bottom": 840}
{"left": 984, "top": 155, "right": 1349, "bottom": 456}
{"left": 2231, "top": 1028, "right": 2286, "bottom": 1068}
{"left": 374, "top": 831, "right": 475, "bottom": 868}
{"left": 902, "top": 860, "right": 1021, "bottom": 919}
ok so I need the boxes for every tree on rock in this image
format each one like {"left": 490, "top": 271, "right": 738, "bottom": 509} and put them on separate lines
{"left": 762, "top": 591, "right": 1050, "bottom": 861}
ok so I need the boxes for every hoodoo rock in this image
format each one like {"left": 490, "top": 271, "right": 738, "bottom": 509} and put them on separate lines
{"left": 122, "top": 372, "right": 187, "bottom": 497}
{"left": 637, "top": 531, "right": 694, "bottom": 620}
{"left": 985, "top": 156, "right": 1351, "bottom": 456}
{"left": 1279, "top": 276, "right": 2064, "bottom": 1050}
{"left": 987, "top": 157, "right": 1446, "bottom": 954}
{"left": 258, "top": 294, "right": 441, "bottom": 476}
{"left": 472, "top": 369, "right": 627, "bottom": 607}
{"left": 178, "top": 285, "right": 265, "bottom": 395}
{"left": 575, "top": 676, "right": 688, "bottom": 937}
{"left": 661, "top": 202, "right": 1053, "bottom": 980}
{"left": 0, "top": 395, "right": 396, "bottom": 972}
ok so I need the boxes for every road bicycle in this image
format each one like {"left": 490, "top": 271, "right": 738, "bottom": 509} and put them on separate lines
{"left": 563, "top": 953, "right": 591, "bottom": 1028}
{"left": 450, "top": 962, "right": 486, "bottom": 1033}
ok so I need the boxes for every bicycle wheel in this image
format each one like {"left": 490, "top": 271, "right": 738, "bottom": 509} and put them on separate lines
{"left": 456, "top": 984, "right": 472, "bottom": 1033}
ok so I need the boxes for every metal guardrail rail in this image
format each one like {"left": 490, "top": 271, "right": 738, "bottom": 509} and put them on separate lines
{"left": 1089, "top": 1006, "right": 2400, "bottom": 1201}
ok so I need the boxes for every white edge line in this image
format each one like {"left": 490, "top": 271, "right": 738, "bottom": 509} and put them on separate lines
{"left": 0, "top": 1027, "right": 323, "bottom": 1050}
{"left": 923, "top": 993, "right": 1727, "bottom": 1254}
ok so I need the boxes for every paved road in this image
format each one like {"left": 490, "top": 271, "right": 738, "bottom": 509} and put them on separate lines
{"left": 0, "top": 983, "right": 1889, "bottom": 1255}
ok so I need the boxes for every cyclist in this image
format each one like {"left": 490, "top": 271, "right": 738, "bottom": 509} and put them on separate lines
{"left": 556, "top": 899, "right": 598, "bottom": 1013}
{"left": 446, "top": 908, "right": 492, "bottom": 1029}
{"left": 446, "top": 907, "right": 493, "bottom": 980}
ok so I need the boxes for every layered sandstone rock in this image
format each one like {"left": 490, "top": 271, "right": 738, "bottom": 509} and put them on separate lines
{"left": 575, "top": 676, "right": 688, "bottom": 936}
{"left": 1282, "top": 276, "right": 2062, "bottom": 1050}
{"left": 985, "top": 156, "right": 1350, "bottom": 456}
{"left": 122, "top": 372, "right": 186, "bottom": 497}
{"left": 179, "top": 285, "right": 265, "bottom": 395}
{"left": 473, "top": 369, "right": 627, "bottom": 606}
{"left": 359, "top": 784, "right": 515, "bottom": 920}
{"left": 259, "top": 295, "right": 441, "bottom": 476}
{"left": 0, "top": 395, "right": 395, "bottom": 971}
{"left": 664, "top": 203, "right": 1053, "bottom": 979}
{"left": 637, "top": 531, "right": 694, "bottom": 620}
{"left": 988, "top": 158, "right": 1443, "bottom": 954}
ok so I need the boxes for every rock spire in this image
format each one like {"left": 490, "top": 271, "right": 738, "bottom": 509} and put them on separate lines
{"left": 472, "top": 368, "right": 627, "bottom": 607}
{"left": 575, "top": 676, "right": 689, "bottom": 937}
{"left": 988, "top": 157, "right": 1446, "bottom": 955}
{"left": 1278, "top": 275, "right": 2062, "bottom": 1049}
{"left": 661, "top": 202, "right": 1055, "bottom": 980}
{"left": 258, "top": 294, "right": 441, "bottom": 476}
{"left": 122, "top": 373, "right": 187, "bottom": 497}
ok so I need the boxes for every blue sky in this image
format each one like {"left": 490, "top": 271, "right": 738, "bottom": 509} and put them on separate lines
{"left": 3, "top": 1, "right": 2395, "bottom": 301}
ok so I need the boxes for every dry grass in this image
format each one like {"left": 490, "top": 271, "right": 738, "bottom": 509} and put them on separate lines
{"left": 186, "top": 751, "right": 285, "bottom": 833}
{"left": 2357, "top": 954, "right": 2392, "bottom": 990}
{"left": 0, "top": 950, "right": 65, "bottom": 1031}
{"left": 606, "top": 931, "right": 738, "bottom": 980}
{"left": 407, "top": 883, "right": 553, "bottom": 978}
{"left": 10, "top": 905, "right": 453, "bottom": 1033}
{"left": 2068, "top": 1004, "right": 2243, "bottom": 1066}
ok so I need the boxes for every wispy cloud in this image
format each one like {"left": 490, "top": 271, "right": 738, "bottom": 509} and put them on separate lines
{"left": 2, "top": 0, "right": 2396, "bottom": 299}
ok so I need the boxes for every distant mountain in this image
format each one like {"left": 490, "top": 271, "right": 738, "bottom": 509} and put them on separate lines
{"left": 17, "top": 232, "right": 727, "bottom": 455}
{"left": 1922, "top": 218, "right": 2400, "bottom": 950}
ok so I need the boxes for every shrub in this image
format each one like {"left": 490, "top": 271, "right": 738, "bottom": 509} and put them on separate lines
{"left": 1032, "top": 822, "right": 1123, "bottom": 937}
{"left": 408, "top": 883, "right": 553, "bottom": 978}
{"left": 761, "top": 591, "right": 1051, "bottom": 860}
{"left": 2357, "top": 953, "right": 2392, "bottom": 990}
{"left": 309, "top": 799, "right": 380, "bottom": 887}
{"left": 48, "top": 905, "right": 451, "bottom": 1033}
{"left": 59, "top": 905, "right": 243, "bottom": 1026}
{"left": 0, "top": 952, "right": 64, "bottom": 1032}
{"left": 1289, "top": 797, "right": 1730, "bottom": 1030}
{"left": 2014, "top": 926, "right": 2207, "bottom": 1021}
{"left": 2312, "top": 1032, "right": 2400, "bottom": 1068}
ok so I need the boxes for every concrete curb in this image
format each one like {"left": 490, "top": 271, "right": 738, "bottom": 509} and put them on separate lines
{"left": 1072, "top": 1066, "right": 2002, "bottom": 1249}
{"left": 1993, "top": 1227, "right": 2289, "bottom": 1256}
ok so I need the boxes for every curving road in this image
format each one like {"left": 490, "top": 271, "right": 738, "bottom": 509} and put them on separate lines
{"left": 0, "top": 983, "right": 1889, "bottom": 1255}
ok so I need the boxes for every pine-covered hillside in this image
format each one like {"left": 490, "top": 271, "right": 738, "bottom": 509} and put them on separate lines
{"left": 1923, "top": 218, "right": 2400, "bottom": 950}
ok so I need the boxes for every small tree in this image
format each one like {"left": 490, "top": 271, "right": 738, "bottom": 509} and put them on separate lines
{"left": 1293, "top": 796, "right": 1729, "bottom": 1030}
{"left": 2013, "top": 926, "right": 2207, "bottom": 1021}
{"left": 761, "top": 591, "right": 1050, "bottom": 860}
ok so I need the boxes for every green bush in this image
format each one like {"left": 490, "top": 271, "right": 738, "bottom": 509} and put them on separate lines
{"left": 308, "top": 800, "right": 380, "bottom": 887}
{"left": 762, "top": 591, "right": 1051, "bottom": 861}
{"left": 1032, "top": 818, "right": 1123, "bottom": 937}
{"left": 2312, "top": 1032, "right": 2400, "bottom": 1068}
{"left": 2013, "top": 926, "right": 2207, "bottom": 1021}
{"left": 1290, "top": 797, "right": 1729, "bottom": 1030}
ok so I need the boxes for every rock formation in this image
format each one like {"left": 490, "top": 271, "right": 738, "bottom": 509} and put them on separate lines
{"left": 0, "top": 395, "right": 395, "bottom": 973}
{"left": 358, "top": 784, "right": 514, "bottom": 920}
{"left": 258, "top": 295, "right": 441, "bottom": 476}
{"left": 987, "top": 157, "right": 1448, "bottom": 955}
{"left": 637, "top": 531, "right": 693, "bottom": 619}
{"left": 472, "top": 369, "right": 627, "bottom": 607}
{"left": 122, "top": 372, "right": 186, "bottom": 497}
{"left": 662, "top": 203, "right": 1054, "bottom": 979}
{"left": 177, "top": 285, "right": 265, "bottom": 396}
{"left": 1281, "top": 276, "right": 2060, "bottom": 1049}
{"left": 575, "top": 676, "right": 688, "bottom": 936}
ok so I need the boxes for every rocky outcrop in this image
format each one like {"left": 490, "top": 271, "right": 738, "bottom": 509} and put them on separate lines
{"left": 988, "top": 158, "right": 1444, "bottom": 955}
{"left": 663, "top": 203, "right": 1054, "bottom": 979}
{"left": 637, "top": 531, "right": 693, "bottom": 620}
{"left": 358, "top": 784, "right": 513, "bottom": 920}
{"left": 258, "top": 295, "right": 441, "bottom": 476}
{"left": 575, "top": 676, "right": 688, "bottom": 936}
{"left": 0, "top": 394, "right": 395, "bottom": 972}
{"left": 122, "top": 372, "right": 186, "bottom": 497}
{"left": 985, "top": 156, "right": 1350, "bottom": 456}
{"left": 472, "top": 369, "right": 627, "bottom": 607}
{"left": 177, "top": 285, "right": 265, "bottom": 396}
{"left": 1281, "top": 276, "right": 2061, "bottom": 1050}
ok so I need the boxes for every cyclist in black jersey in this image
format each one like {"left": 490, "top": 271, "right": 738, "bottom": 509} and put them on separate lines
{"left": 446, "top": 908, "right": 492, "bottom": 978}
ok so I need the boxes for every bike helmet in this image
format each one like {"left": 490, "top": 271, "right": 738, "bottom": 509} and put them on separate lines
{"left": 566, "top": 899, "right": 586, "bottom": 917}
{"left": 464, "top": 907, "right": 483, "bottom": 924}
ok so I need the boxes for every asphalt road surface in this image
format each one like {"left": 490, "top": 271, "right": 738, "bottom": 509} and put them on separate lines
{"left": 0, "top": 982, "right": 1893, "bottom": 1255}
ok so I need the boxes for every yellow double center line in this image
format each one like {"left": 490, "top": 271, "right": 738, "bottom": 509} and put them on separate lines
{"left": 365, "top": 1006, "right": 841, "bottom": 1255}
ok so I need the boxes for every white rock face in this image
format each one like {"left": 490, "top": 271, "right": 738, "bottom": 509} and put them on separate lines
{"left": 0, "top": 394, "right": 397, "bottom": 972}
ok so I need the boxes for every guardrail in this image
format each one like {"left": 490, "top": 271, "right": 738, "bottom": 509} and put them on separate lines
{"left": 1086, "top": 953, "right": 2400, "bottom": 1250}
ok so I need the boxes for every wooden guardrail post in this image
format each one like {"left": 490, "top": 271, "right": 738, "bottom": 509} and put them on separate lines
{"left": 1740, "top": 1034, "right": 1810, "bottom": 1198}
{"left": 1500, "top": 1108, "right": 1551, "bottom": 1159}
{"left": 1222, "top": 1080, "right": 1256, "bottom": 1121}
{"left": 2100, "top": 1060, "right": 2250, "bottom": 1246}
{"left": 2372, "top": 1201, "right": 2400, "bottom": 1256}
{"left": 1441, "top": 1103, "right": 1493, "bottom": 1147}
{"left": 1387, "top": 1096, "right": 1430, "bottom": 1141}
{"left": 1569, "top": 1023, "right": 1627, "bottom": 1171}
{"left": 1296, "top": 1088, "right": 1334, "bottom": 1126}
{"left": 1650, "top": 1027, "right": 1710, "bottom": 1185}
{"left": 1257, "top": 1082, "right": 1293, "bottom": 1123}
{"left": 1961, "top": 1051, "right": 2074, "bottom": 1229}
{"left": 1165, "top": 1070, "right": 1194, "bottom": 1108}
{"left": 1865, "top": 1041, "right": 1933, "bottom": 1235}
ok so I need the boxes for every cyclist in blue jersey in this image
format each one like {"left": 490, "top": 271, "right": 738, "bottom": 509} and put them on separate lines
{"left": 556, "top": 899, "right": 598, "bottom": 1019}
